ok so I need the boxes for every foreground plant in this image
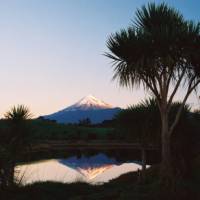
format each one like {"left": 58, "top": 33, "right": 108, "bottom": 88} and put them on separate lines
{"left": 2, "top": 105, "right": 32, "bottom": 187}
{"left": 106, "top": 3, "right": 200, "bottom": 185}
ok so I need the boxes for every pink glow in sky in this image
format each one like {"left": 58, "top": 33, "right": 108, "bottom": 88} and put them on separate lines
{"left": 0, "top": 0, "right": 199, "bottom": 117}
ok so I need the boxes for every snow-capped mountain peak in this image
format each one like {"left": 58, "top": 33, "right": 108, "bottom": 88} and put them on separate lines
{"left": 65, "top": 95, "right": 113, "bottom": 111}
{"left": 43, "top": 95, "right": 121, "bottom": 124}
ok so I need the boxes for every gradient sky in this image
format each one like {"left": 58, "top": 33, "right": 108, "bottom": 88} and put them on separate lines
{"left": 0, "top": 0, "right": 199, "bottom": 117}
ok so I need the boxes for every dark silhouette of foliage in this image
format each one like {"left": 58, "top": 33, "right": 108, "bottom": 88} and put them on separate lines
{"left": 5, "top": 105, "right": 32, "bottom": 121}
{"left": 106, "top": 2, "right": 200, "bottom": 185}
{"left": 87, "top": 133, "right": 97, "bottom": 140}
{"left": 78, "top": 118, "right": 91, "bottom": 127}
{"left": 0, "top": 105, "right": 32, "bottom": 188}
{"left": 115, "top": 98, "right": 200, "bottom": 181}
{"left": 115, "top": 98, "right": 160, "bottom": 144}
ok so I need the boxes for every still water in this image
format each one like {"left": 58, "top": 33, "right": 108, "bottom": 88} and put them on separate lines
{"left": 15, "top": 153, "right": 148, "bottom": 185}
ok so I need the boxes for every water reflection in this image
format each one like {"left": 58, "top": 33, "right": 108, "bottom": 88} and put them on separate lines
{"left": 58, "top": 153, "right": 118, "bottom": 179}
{"left": 16, "top": 153, "right": 147, "bottom": 185}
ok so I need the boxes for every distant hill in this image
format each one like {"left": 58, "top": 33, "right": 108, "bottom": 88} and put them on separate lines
{"left": 43, "top": 95, "right": 121, "bottom": 124}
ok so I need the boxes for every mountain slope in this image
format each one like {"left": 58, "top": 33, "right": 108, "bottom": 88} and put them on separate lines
{"left": 43, "top": 95, "right": 120, "bottom": 124}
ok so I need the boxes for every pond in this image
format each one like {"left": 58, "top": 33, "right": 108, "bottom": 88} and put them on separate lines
{"left": 15, "top": 151, "right": 152, "bottom": 185}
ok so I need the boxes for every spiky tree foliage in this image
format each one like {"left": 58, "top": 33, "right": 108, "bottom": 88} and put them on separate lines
{"left": 2, "top": 105, "right": 32, "bottom": 187}
{"left": 106, "top": 3, "right": 200, "bottom": 184}
{"left": 115, "top": 98, "right": 160, "bottom": 144}
{"left": 4, "top": 105, "right": 32, "bottom": 122}
{"left": 116, "top": 99, "right": 192, "bottom": 142}
{"left": 4, "top": 105, "right": 32, "bottom": 150}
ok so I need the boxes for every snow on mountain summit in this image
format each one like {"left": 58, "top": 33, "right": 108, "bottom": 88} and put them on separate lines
{"left": 43, "top": 95, "right": 121, "bottom": 123}
{"left": 64, "top": 95, "right": 113, "bottom": 111}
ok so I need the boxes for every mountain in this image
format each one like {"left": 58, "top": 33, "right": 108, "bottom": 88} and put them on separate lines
{"left": 62, "top": 94, "right": 113, "bottom": 111}
{"left": 43, "top": 95, "right": 121, "bottom": 124}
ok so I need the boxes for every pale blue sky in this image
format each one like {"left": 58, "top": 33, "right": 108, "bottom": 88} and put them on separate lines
{"left": 0, "top": 0, "right": 199, "bottom": 116}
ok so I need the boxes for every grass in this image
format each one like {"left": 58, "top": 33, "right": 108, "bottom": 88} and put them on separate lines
{"left": 0, "top": 171, "right": 144, "bottom": 200}
{"left": 0, "top": 119, "right": 116, "bottom": 141}
{"left": 27, "top": 120, "right": 115, "bottom": 140}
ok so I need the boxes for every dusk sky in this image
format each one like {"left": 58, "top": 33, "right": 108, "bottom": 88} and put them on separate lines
{"left": 0, "top": 0, "right": 200, "bottom": 117}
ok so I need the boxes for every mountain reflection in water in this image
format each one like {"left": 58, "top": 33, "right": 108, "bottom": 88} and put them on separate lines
{"left": 58, "top": 154, "right": 117, "bottom": 179}
{"left": 16, "top": 153, "right": 146, "bottom": 185}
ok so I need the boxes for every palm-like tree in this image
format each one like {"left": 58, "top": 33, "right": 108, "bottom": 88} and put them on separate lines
{"left": 106, "top": 3, "right": 200, "bottom": 184}
{"left": 3, "top": 105, "right": 32, "bottom": 186}
{"left": 5, "top": 105, "right": 32, "bottom": 150}
{"left": 115, "top": 98, "right": 160, "bottom": 144}
{"left": 5, "top": 105, "right": 32, "bottom": 121}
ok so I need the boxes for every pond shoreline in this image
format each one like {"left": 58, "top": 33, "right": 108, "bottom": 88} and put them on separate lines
{"left": 30, "top": 140, "right": 159, "bottom": 151}
{"left": 19, "top": 140, "right": 160, "bottom": 166}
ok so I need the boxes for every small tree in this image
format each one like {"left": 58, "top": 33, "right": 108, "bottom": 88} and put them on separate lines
{"left": 106, "top": 3, "right": 200, "bottom": 184}
{"left": 3, "top": 105, "right": 32, "bottom": 186}
{"left": 78, "top": 118, "right": 91, "bottom": 126}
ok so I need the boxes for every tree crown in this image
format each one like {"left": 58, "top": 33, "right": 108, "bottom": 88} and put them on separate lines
{"left": 106, "top": 3, "right": 200, "bottom": 90}
{"left": 4, "top": 105, "right": 32, "bottom": 122}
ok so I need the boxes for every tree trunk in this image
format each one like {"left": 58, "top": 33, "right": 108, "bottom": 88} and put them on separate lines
{"left": 8, "top": 160, "right": 15, "bottom": 187}
{"left": 141, "top": 147, "right": 146, "bottom": 180}
{"left": 160, "top": 113, "right": 174, "bottom": 187}
{"left": 161, "top": 133, "right": 172, "bottom": 180}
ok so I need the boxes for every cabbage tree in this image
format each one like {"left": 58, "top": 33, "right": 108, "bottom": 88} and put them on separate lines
{"left": 4, "top": 105, "right": 32, "bottom": 186}
{"left": 106, "top": 3, "right": 200, "bottom": 183}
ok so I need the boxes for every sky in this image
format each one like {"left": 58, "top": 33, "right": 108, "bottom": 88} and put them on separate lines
{"left": 0, "top": 0, "right": 199, "bottom": 117}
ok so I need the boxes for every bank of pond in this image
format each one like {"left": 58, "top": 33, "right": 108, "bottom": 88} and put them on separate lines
{"left": 2, "top": 159, "right": 200, "bottom": 200}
